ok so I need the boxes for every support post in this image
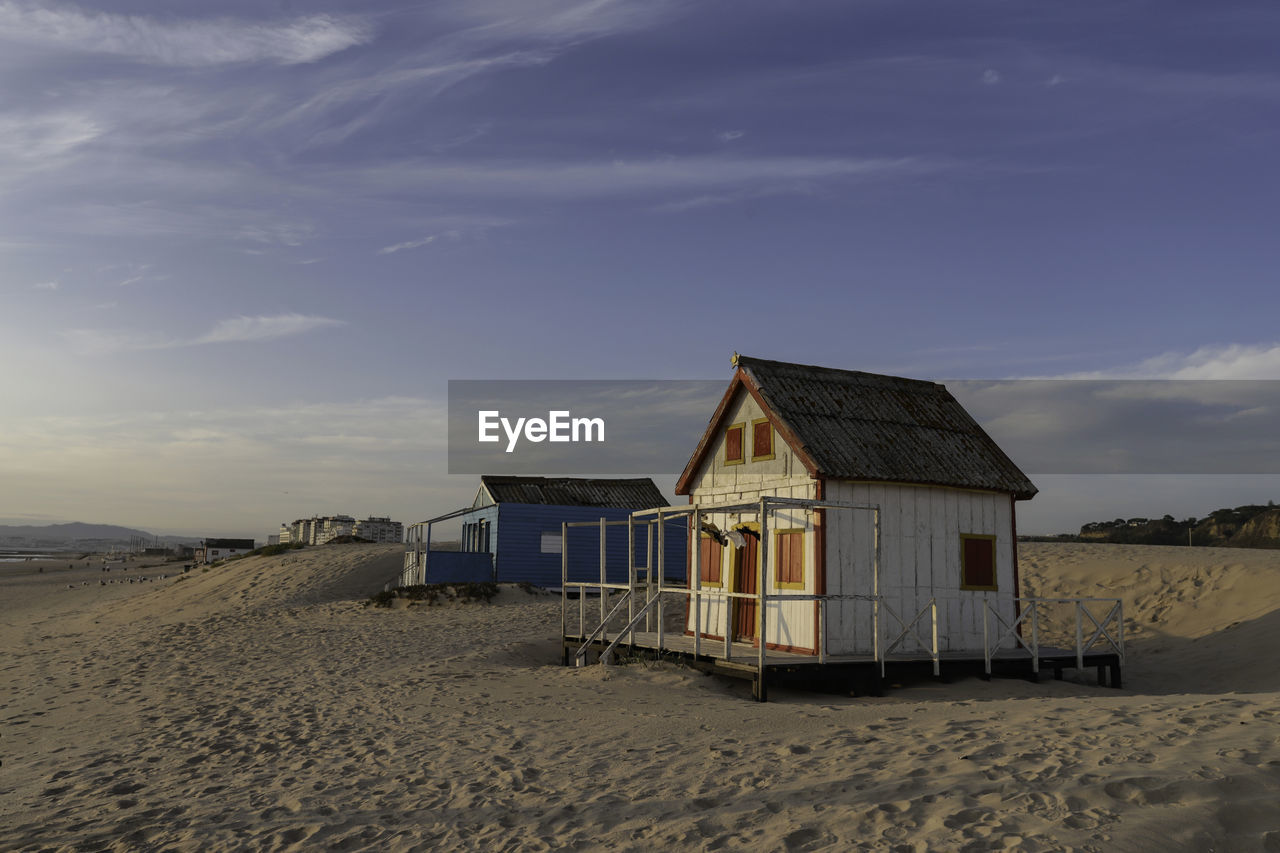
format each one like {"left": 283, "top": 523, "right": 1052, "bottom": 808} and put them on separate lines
{"left": 1030, "top": 601, "right": 1040, "bottom": 674}
{"left": 423, "top": 522, "right": 433, "bottom": 585}
{"left": 983, "top": 601, "right": 991, "bottom": 675}
{"left": 646, "top": 522, "right": 655, "bottom": 633}
{"left": 817, "top": 599, "right": 825, "bottom": 665}
{"left": 1075, "top": 603, "right": 1084, "bottom": 671}
{"left": 560, "top": 521, "right": 568, "bottom": 659}
{"left": 930, "top": 599, "right": 939, "bottom": 676}
{"left": 599, "top": 517, "right": 607, "bottom": 646}
{"left": 757, "top": 498, "right": 769, "bottom": 702}
{"left": 873, "top": 507, "right": 882, "bottom": 676}
{"left": 657, "top": 510, "right": 665, "bottom": 652}
{"left": 693, "top": 509, "right": 702, "bottom": 658}
{"left": 1117, "top": 603, "right": 1125, "bottom": 665}
{"left": 627, "top": 515, "right": 636, "bottom": 647}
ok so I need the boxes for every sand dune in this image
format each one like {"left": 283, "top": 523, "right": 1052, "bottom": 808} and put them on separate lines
{"left": 3, "top": 542, "right": 1279, "bottom": 851}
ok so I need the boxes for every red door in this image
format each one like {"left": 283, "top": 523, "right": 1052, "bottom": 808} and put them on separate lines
{"left": 732, "top": 532, "right": 759, "bottom": 642}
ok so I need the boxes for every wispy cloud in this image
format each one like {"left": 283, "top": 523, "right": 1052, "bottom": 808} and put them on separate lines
{"left": 32, "top": 280, "right": 58, "bottom": 290}
{"left": 1055, "top": 343, "right": 1280, "bottom": 380}
{"left": 0, "top": 111, "right": 101, "bottom": 170}
{"left": 237, "top": 222, "right": 315, "bottom": 248}
{"left": 376, "top": 216, "right": 514, "bottom": 254}
{"left": 378, "top": 232, "right": 458, "bottom": 255}
{"left": 65, "top": 313, "right": 344, "bottom": 355}
{"left": 356, "top": 155, "right": 942, "bottom": 203}
{"left": 115, "top": 262, "right": 153, "bottom": 287}
{"left": 196, "top": 314, "right": 344, "bottom": 345}
{"left": 0, "top": 2, "right": 372, "bottom": 66}
{"left": 440, "top": 0, "right": 681, "bottom": 44}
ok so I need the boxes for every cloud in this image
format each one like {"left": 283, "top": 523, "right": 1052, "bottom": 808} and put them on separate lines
{"left": 0, "top": 396, "right": 451, "bottom": 534}
{"left": 982, "top": 68, "right": 1001, "bottom": 85}
{"left": 440, "top": 0, "right": 680, "bottom": 44}
{"left": 32, "top": 280, "right": 58, "bottom": 290}
{"left": 356, "top": 155, "right": 942, "bottom": 203}
{"left": 237, "top": 222, "right": 314, "bottom": 248}
{"left": 718, "top": 130, "right": 745, "bottom": 142}
{"left": 65, "top": 313, "right": 345, "bottom": 354}
{"left": 1063, "top": 343, "right": 1280, "bottom": 380}
{"left": 376, "top": 216, "right": 515, "bottom": 254}
{"left": 196, "top": 314, "right": 344, "bottom": 345}
{"left": 0, "top": 111, "right": 101, "bottom": 168}
{"left": 115, "top": 262, "right": 152, "bottom": 287}
{"left": 950, "top": 378, "right": 1280, "bottom": 475}
{"left": 0, "top": 3, "right": 371, "bottom": 66}
{"left": 378, "top": 231, "right": 458, "bottom": 255}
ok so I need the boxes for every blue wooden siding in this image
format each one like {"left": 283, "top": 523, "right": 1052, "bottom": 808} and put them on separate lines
{"left": 421, "top": 552, "right": 493, "bottom": 584}
{"left": 493, "top": 503, "right": 687, "bottom": 587}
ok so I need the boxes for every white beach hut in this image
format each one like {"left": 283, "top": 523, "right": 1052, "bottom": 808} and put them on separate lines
{"left": 674, "top": 355, "right": 1038, "bottom": 658}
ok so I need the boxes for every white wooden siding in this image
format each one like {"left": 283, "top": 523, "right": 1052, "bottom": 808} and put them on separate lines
{"left": 824, "top": 481, "right": 1017, "bottom": 655}
{"left": 681, "top": 386, "right": 1021, "bottom": 657}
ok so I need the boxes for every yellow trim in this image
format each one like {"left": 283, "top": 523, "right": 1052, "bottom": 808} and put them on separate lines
{"left": 724, "top": 422, "right": 745, "bottom": 465}
{"left": 750, "top": 417, "right": 775, "bottom": 461}
{"left": 960, "top": 533, "right": 998, "bottom": 591}
{"left": 697, "top": 532, "right": 724, "bottom": 588}
{"left": 772, "top": 528, "right": 805, "bottom": 589}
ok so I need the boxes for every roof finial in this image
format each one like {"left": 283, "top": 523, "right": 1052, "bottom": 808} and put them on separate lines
{"left": 731, "top": 351, "right": 740, "bottom": 367}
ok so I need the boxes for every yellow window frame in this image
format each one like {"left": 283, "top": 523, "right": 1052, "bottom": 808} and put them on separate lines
{"left": 751, "top": 417, "right": 775, "bottom": 461}
{"left": 724, "top": 421, "right": 745, "bottom": 465}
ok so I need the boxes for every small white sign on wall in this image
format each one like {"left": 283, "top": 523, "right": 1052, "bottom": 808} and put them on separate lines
{"left": 540, "top": 532, "right": 563, "bottom": 554}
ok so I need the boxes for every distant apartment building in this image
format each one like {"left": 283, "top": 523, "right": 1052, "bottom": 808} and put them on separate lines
{"left": 278, "top": 515, "right": 403, "bottom": 545}
{"left": 353, "top": 516, "right": 403, "bottom": 544}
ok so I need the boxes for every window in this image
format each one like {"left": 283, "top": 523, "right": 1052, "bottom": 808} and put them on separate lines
{"left": 774, "top": 529, "right": 804, "bottom": 589}
{"left": 751, "top": 417, "right": 774, "bottom": 461}
{"left": 960, "top": 534, "right": 997, "bottom": 590}
{"left": 724, "top": 422, "right": 745, "bottom": 465}
{"left": 540, "top": 532, "right": 562, "bottom": 554}
{"left": 698, "top": 534, "right": 723, "bottom": 586}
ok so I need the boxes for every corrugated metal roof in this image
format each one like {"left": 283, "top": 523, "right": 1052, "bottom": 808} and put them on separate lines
{"left": 480, "top": 476, "right": 670, "bottom": 509}
{"left": 733, "top": 356, "right": 1038, "bottom": 499}
{"left": 204, "top": 538, "right": 255, "bottom": 549}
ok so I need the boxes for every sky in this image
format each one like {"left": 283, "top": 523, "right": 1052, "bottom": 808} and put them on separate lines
{"left": 3, "top": 0, "right": 1280, "bottom": 539}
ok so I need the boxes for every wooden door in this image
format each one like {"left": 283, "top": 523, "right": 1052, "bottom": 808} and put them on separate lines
{"left": 732, "top": 532, "right": 759, "bottom": 642}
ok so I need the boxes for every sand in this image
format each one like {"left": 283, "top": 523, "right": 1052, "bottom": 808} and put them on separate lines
{"left": 2, "top": 541, "right": 1279, "bottom": 852}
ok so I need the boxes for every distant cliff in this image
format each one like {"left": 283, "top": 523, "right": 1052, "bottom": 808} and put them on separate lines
{"left": 1078, "top": 504, "right": 1280, "bottom": 548}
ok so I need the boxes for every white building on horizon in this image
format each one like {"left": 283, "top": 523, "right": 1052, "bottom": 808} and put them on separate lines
{"left": 279, "top": 515, "right": 403, "bottom": 545}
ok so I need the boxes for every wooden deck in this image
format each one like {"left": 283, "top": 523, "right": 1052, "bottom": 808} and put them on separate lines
{"left": 564, "top": 630, "right": 1123, "bottom": 701}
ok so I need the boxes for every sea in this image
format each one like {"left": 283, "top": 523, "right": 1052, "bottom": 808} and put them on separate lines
{"left": 0, "top": 551, "right": 61, "bottom": 562}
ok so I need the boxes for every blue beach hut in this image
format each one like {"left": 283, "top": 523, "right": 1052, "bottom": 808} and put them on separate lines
{"left": 402, "top": 476, "right": 686, "bottom": 588}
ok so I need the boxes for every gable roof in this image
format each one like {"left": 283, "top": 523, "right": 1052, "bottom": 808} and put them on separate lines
{"left": 205, "top": 538, "right": 255, "bottom": 549}
{"left": 675, "top": 355, "right": 1037, "bottom": 500}
{"left": 480, "top": 476, "right": 669, "bottom": 509}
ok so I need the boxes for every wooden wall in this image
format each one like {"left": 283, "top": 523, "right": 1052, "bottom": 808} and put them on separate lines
{"left": 824, "top": 481, "right": 1016, "bottom": 655}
